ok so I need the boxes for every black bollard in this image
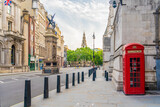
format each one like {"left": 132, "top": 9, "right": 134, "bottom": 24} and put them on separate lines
{"left": 24, "top": 80, "right": 31, "bottom": 107}
{"left": 44, "top": 77, "right": 49, "bottom": 99}
{"left": 82, "top": 72, "right": 84, "bottom": 82}
{"left": 72, "top": 73, "right": 75, "bottom": 86}
{"left": 78, "top": 72, "right": 80, "bottom": 84}
{"left": 66, "top": 74, "right": 69, "bottom": 89}
{"left": 95, "top": 70, "right": 96, "bottom": 78}
{"left": 93, "top": 71, "right": 96, "bottom": 81}
{"left": 57, "top": 75, "right": 61, "bottom": 93}
{"left": 106, "top": 72, "right": 108, "bottom": 81}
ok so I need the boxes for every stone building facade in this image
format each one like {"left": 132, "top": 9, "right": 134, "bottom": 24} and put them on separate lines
{"left": 20, "top": 0, "right": 47, "bottom": 70}
{"left": 0, "top": 0, "right": 26, "bottom": 73}
{"left": 21, "top": 9, "right": 36, "bottom": 71}
{"left": 45, "top": 28, "right": 57, "bottom": 61}
{"left": 103, "top": 0, "right": 160, "bottom": 90}
{"left": 55, "top": 25, "right": 64, "bottom": 68}
{"left": 36, "top": 3, "right": 46, "bottom": 70}
{"left": 103, "top": 5, "right": 116, "bottom": 77}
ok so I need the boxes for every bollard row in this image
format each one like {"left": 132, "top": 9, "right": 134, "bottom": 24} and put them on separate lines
{"left": 88, "top": 68, "right": 97, "bottom": 81}
{"left": 24, "top": 71, "right": 85, "bottom": 107}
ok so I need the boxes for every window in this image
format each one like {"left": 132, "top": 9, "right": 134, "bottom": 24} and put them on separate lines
{"left": 31, "top": 22, "right": 33, "bottom": 31}
{"left": 31, "top": 47, "right": 33, "bottom": 56}
{"left": 32, "top": 0, "right": 38, "bottom": 9}
{"left": 8, "top": 6, "right": 11, "bottom": 14}
{"left": 8, "top": 21, "right": 12, "bottom": 31}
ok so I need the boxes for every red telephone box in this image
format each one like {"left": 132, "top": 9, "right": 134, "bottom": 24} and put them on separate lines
{"left": 123, "top": 43, "right": 145, "bottom": 95}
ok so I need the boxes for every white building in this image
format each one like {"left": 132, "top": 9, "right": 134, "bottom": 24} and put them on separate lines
{"left": 0, "top": 0, "right": 26, "bottom": 73}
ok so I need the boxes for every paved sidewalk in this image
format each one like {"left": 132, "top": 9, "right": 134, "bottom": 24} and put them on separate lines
{"left": 12, "top": 70, "right": 160, "bottom": 107}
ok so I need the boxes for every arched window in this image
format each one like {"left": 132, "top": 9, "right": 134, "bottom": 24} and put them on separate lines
{"left": 11, "top": 45, "right": 15, "bottom": 65}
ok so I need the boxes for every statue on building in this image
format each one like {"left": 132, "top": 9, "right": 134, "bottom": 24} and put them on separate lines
{"left": 47, "top": 14, "right": 56, "bottom": 29}
{"left": 43, "top": 14, "right": 59, "bottom": 74}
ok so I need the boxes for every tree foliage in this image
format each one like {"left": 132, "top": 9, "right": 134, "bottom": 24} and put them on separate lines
{"left": 94, "top": 49, "right": 103, "bottom": 65}
{"left": 67, "top": 47, "right": 103, "bottom": 65}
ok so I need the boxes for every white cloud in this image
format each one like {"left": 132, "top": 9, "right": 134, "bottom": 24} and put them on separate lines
{"left": 40, "top": 0, "right": 109, "bottom": 50}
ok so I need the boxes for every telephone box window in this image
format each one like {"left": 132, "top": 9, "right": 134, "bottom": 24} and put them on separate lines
{"left": 134, "top": 78, "right": 137, "bottom": 82}
{"left": 130, "top": 68, "right": 133, "bottom": 72}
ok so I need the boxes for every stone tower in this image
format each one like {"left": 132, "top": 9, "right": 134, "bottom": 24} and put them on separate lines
{"left": 81, "top": 32, "right": 87, "bottom": 48}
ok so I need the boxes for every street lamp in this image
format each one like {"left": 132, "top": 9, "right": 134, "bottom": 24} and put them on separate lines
{"left": 93, "top": 33, "right": 95, "bottom": 68}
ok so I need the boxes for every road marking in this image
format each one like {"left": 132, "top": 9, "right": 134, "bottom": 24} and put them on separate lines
{"left": 0, "top": 81, "right": 4, "bottom": 84}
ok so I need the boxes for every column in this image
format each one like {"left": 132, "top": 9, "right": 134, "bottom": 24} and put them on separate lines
{"left": 2, "top": 1, "right": 6, "bottom": 30}
{"left": 4, "top": 48, "right": 12, "bottom": 66}
{"left": 15, "top": 50, "right": 19, "bottom": 66}
{"left": 19, "top": 50, "right": 22, "bottom": 66}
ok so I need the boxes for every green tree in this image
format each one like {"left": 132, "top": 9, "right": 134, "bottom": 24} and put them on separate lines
{"left": 67, "top": 47, "right": 103, "bottom": 66}
{"left": 94, "top": 50, "right": 103, "bottom": 65}
{"left": 67, "top": 50, "right": 76, "bottom": 61}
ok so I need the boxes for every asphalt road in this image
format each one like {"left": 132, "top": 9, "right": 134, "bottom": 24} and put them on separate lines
{"left": 0, "top": 67, "right": 91, "bottom": 107}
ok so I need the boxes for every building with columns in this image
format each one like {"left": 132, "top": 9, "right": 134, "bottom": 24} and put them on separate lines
{"left": 0, "top": 0, "right": 26, "bottom": 73}
{"left": 103, "top": 0, "right": 160, "bottom": 90}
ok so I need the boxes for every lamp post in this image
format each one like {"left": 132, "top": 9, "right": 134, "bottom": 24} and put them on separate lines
{"left": 93, "top": 33, "right": 95, "bottom": 68}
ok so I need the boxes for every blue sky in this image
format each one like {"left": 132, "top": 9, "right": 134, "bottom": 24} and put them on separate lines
{"left": 40, "top": 0, "right": 109, "bottom": 50}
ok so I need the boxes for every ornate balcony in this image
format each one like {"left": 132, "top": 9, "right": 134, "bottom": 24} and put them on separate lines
{"left": 3, "top": 30, "right": 25, "bottom": 41}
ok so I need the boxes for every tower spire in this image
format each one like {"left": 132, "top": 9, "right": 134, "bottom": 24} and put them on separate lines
{"left": 81, "top": 32, "right": 87, "bottom": 48}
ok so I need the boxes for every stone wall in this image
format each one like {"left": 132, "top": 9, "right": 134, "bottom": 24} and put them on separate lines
{"left": 111, "top": 0, "right": 160, "bottom": 90}
{"left": 0, "top": 0, "right": 26, "bottom": 73}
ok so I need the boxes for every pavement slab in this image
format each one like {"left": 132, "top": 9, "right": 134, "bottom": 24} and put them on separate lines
{"left": 12, "top": 70, "right": 160, "bottom": 107}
